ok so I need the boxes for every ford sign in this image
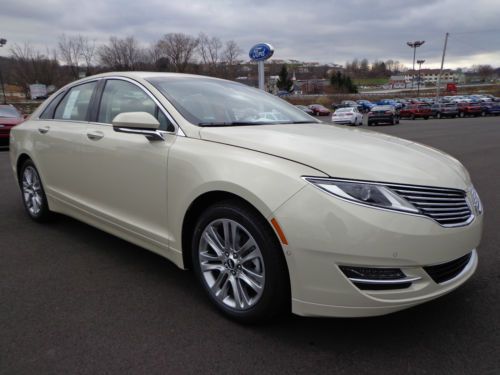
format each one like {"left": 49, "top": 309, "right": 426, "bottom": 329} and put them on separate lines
{"left": 249, "top": 43, "right": 274, "bottom": 61}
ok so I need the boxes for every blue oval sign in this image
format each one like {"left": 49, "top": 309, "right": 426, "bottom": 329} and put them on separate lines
{"left": 249, "top": 43, "right": 274, "bottom": 61}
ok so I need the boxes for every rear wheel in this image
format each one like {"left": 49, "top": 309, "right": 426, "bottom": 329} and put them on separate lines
{"left": 459, "top": 112, "right": 465, "bottom": 118}
{"left": 437, "top": 113, "right": 442, "bottom": 119}
{"left": 191, "top": 200, "right": 289, "bottom": 323}
{"left": 19, "top": 160, "right": 52, "bottom": 222}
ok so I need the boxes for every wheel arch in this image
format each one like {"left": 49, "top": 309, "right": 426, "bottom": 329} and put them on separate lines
{"left": 16, "top": 153, "right": 32, "bottom": 182}
{"left": 180, "top": 190, "right": 289, "bottom": 278}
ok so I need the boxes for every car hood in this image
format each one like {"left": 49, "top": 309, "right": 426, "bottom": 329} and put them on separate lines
{"left": 199, "top": 123, "right": 471, "bottom": 189}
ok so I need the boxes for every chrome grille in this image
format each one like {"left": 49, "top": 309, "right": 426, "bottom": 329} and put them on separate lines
{"left": 387, "top": 184, "right": 472, "bottom": 226}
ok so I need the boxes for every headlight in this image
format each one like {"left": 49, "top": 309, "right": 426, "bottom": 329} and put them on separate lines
{"left": 304, "top": 177, "right": 419, "bottom": 213}
{"left": 470, "top": 187, "right": 483, "bottom": 215}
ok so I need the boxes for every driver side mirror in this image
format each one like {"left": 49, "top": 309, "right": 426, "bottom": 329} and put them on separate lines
{"left": 112, "top": 112, "right": 163, "bottom": 141}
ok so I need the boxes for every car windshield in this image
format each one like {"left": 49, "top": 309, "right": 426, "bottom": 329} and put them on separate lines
{"left": 372, "top": 106, "right": 391, "bottom": 111}
{"left": 0, "top": 106, "right": 20, "bottom": 118}
{"left": 147, "top": 76, "right": 317, "bottom": 126}
{"left": 336, "top": 108, "right": 353, "bottom": 112}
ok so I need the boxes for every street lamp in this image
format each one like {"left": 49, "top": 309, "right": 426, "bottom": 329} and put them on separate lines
{"left": 417, "top": 59, "right": 425, "bottom": 97}
{"left": 407, "top": 40, "right": 425, "bottom": 89}
{"left": 0, "top": 38, "right": 7, "bottom": 104}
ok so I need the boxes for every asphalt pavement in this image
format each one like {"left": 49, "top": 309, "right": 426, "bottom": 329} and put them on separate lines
{"left": 1, "top": 116, "right": 499, "bottom": 374}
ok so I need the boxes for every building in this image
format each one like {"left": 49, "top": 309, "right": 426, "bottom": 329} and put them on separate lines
{"left": 406, "top": 69, "right": 465, "bottom": 85}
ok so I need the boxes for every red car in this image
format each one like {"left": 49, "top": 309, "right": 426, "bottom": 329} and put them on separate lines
{"left": 0, "top": 105, "right": 25, "bottom": 145}
{"left": 458, "top": 102, "right": 482, "bottom": 117}
{"left": 308, "top": 104, "right": 331, "bottom": 116}
{"left": 399, "top": 104, "right": 432, "bottom": 120}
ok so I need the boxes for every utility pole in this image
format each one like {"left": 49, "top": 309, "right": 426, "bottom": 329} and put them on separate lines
{"left": 407, "top": 40, "right": 425, "bottom": 89}
{"left": 0, "top": 38, "right": 7, "bottom": 104}
{"left": 435, "top": 32, "right": 449, "bottom": 101}
{"left": 417, "top": 59, "right": 425, "bottom": 97}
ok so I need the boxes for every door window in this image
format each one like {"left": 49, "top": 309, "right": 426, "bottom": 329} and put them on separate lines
{"left": 54, "top": 81, "right": 97, "bottom": 121}
{"left": 98, "top": 80, "right": 174, "bottom": 131}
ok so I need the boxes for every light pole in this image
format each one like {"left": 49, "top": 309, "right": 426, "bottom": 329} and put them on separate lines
{"left": 0, "top": 38, "right": 7, "bottom": 104}
{"left": 416, "top": 59, "right": 425, "bottom": 97}
{"left": 407, "top": 40, "right": 425, "bottom": 89}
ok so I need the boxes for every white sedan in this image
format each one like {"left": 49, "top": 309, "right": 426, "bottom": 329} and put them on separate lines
{"left": 331, "top": 107, "right": 363, "bottom": 126}
{"left": 9, "top": 72, "right": 483, "bottom": 323}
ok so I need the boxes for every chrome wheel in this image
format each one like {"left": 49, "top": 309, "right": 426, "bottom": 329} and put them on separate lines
{"left": 22, "top": 166, "right": 43, "bottom": 216}
{"left": 198, "top": 219, "right": 265, "bottom": 310}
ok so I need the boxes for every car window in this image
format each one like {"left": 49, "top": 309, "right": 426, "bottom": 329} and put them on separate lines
{"left": 40, "top": 91, "right": 66, "bottom": 119}
{"left": 97, "top": 80, "right": 174, "bottom": 131}
{"left": 0, "top": 106, "right": 21, "bottom": 118}
{"left": 54, "top": 81, "right": 97, "bottom": 121}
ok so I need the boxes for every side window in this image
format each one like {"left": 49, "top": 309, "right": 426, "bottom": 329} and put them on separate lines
{"left": 54, "top": 81, "right": 97, "bottom": 121}
{"left": 40, "top": 91, "right": 66, "bottom": 119}
{"left": 98, "top": 80, "right": 174, "bottom": 132}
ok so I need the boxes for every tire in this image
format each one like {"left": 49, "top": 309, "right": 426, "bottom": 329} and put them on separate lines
{"left": 411, "top": 115, "right": 416, "bottom": 120}
{"left": 424, "top": 116, "right": 429, "bottom": 120}
{"left": 19, "top": 159, "right": 52, "bottom": 222}
{"left": 459, "top": 112, "right": 465, "bottom": 118}
{"left": 437, "top": 113, "right": 441, "bottom": 119}
{"left": 191, "top": 200, "right": 289, "bottom": 323}
{"left": 392, "top": 117, "right": 396, "bottom": 125}
{"left": 480, "top": 111, "right": 485, "bottom": 117}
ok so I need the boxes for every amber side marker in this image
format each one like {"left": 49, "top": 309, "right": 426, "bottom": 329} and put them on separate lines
{"left": 271, "top": 218, "right": 288, "bottom": 245}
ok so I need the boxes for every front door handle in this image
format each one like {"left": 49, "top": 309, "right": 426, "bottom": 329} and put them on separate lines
{"left": 87, "top": 131, "right": 104, "bottom": 141}
{"left": 38, "top": 126, "right": 50, "bottom": 134}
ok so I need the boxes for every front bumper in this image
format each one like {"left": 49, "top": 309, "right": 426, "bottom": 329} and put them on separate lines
{"left": 273, "top": 184, "right": 483, "bottom": 317}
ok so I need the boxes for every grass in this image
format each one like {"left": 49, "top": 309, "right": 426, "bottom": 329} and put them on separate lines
{"left": 353, "top": 78, "right": 389, "bottom": 86}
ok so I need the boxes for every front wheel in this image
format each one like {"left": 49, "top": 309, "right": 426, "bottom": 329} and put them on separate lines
{"left": 191, "top": 201, "right": 289, "bottom": 323}
{"left": 19, "top": 159, "right": 52, "bottom": 222}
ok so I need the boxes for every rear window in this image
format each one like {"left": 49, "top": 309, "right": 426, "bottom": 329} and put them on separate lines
{"left": 0, "top": 106, "right": 20, "bottom": 118}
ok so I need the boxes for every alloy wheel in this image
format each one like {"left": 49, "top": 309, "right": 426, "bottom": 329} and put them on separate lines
{"left": 198, "top": 219, "right": 265, "bottom": 310}
{"left": 22, "top": 166, "right": 43, "bottom": 216}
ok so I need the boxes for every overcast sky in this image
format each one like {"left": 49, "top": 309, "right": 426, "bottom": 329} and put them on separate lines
{"left": 1, "top": 0, "right": 499, "bottom": 69}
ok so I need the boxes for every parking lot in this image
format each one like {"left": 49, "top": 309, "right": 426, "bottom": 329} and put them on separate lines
{"left": 1, "top": 116, "right": 499, "bottom": 374}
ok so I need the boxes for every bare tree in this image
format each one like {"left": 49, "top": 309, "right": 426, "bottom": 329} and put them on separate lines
{"left": 79, "top": 36, "right": 96, "bottom": 75}
{"left": 58, "top": 34, "right": 83, "bottom": 79}
{"left": 9, "top": 43, "right": 60, "bottom": 95}
{"left": 198, "top": 33, "right": 223, "bottom": 75}
{"left": 156, "top": 33, "right": 199, "bottom": 73}
{"left": 98, "top": 36, "right": 146, "bottom": 70}
{"left": 223, "top": 40, "right": 242, "bottom": 66}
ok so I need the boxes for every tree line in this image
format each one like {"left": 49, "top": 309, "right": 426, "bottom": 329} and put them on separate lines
{"left": 344, "top": 58, "right": 406, "bottom": 78}
{"left": 1, "top": 32, "right": 243, "bottom": 92}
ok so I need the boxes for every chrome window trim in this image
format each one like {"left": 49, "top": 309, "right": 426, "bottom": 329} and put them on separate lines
{"left": 96, "top": 76, "right": 183, "bottom": 137}
{"left": 303, "top": 176, "right": 476, "bottom": 228}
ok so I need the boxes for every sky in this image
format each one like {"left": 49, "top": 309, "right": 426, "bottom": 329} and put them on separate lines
{"left": 0, "top": 0, "right": 499, "bottom": 69}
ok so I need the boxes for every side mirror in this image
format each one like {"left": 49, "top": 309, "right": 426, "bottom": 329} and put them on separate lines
{"left": 112, "top": 112, "right": 163, "bottom": 141}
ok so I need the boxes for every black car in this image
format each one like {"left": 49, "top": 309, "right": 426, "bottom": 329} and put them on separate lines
{"left": 431, "top": 103, "right": 459, "bottom": 119}
{"left": 367, "top": 105, "right": 399, "bottom": 126}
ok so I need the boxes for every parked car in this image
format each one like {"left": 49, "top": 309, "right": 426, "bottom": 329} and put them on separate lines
{"left": 458, "top": 102, "right": 482, "bottom": 117}
{"left": 0, "top": 104, "right": 25, "bottom": 145}
{"left": 399, "top": 104, "right": 433, "bottom": 120}
{"left": 337, "top": 100, "right": 363, "bottom": 112}
{"left": 308, "top": 104, "right": 331, "bottom": 116}
{"left": 331, "top": 107, "right": 363, "bottom": 126}
{"left": 367, "top": 105, "right": 399, "bottom": 125}
{"left": 356, "top": 100, "right": 375, "bottom": 112}
{"left": 431, "top": 103, "right": 459, "bottom": 119}
{"left": 295, "top": 105, "right": 315, "bottom": 116}
{"left": 376, "top": 99, "right": 403, "bottom": 110}
{"left": 482, "top": 102, "right": 500, "bottom": 116}
{"left": 10, "top": 72, "right": 483, "bottom": 322}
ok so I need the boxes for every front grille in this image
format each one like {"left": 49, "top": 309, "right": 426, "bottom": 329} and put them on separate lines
{"left": 387, "top": 184, "right": 472, "bottom": 226}
{"left": 424, "top": 252, "right": 472, "bottom": 284}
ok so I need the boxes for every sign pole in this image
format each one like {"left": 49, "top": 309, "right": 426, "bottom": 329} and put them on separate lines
{"left": 249, "top": 43, "right": 274, "bottom": 91}
{"left": 258, "top": 61, "right": 265, "bottom": 90}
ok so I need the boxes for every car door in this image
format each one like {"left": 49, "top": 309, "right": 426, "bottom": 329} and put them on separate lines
{"left": 34, "top": 80, "right": 98, "bottom": 203}
{"left": 79, "top": 78, "right": 177, "bottom": 245}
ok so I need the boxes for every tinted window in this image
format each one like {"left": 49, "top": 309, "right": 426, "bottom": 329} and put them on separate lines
{"left": 54, "top": 81, "right": 97, "bottom": 121}
{"left": 97, "top": 80, "right": 174, "bottom": 131}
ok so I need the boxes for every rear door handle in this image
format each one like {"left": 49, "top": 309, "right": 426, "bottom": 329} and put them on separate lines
{"left": 38, "top": 126, "right": 50, "bottom": 134}
{"left": 87, "top": 131, "right": 104, "bottom": 141}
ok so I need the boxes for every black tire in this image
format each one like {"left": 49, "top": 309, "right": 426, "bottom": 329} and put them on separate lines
{"left": 191, "top": 200, "right": 289, "bottom": 323}
{"left": 367, "top": 121, "right": 372, "bottom": 126}
{"left": 411, "top": 115, "right": 416, "bottom": 120}
{"left": 424, "top": 116, "right": 429, "bottom": 120}
{"left": 19, "top": 159, "right": 52, "bottom": 222}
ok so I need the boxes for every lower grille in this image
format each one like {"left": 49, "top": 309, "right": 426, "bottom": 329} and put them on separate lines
{"left": 423, "top": 252, "right": 472, "bottom": 284}
{"left": 339, "top": 265, "right": 419, "bottom": 290}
